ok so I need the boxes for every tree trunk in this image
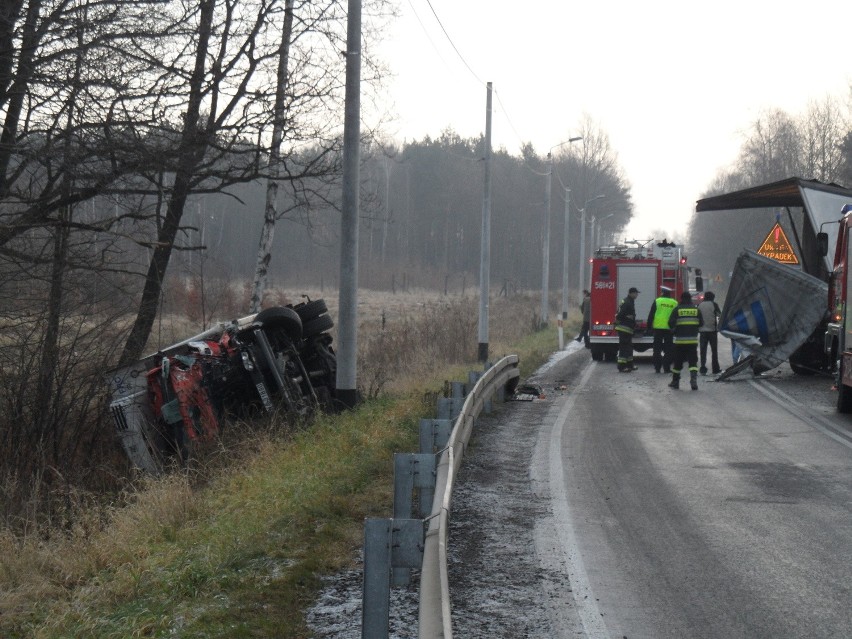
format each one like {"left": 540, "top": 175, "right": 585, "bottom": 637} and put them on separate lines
{"left": 118, "top": 0, "right": 215, "bottom": 366}
{"left": 249, "top": 0, "right": 294, "bottom": 314}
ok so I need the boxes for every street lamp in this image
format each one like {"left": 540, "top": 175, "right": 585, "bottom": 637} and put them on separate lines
{"left": 577, "top": 195, "right": 606, "bottom": 295}
{"left": 542, "top": 136, "right": 582, "bottom": 329}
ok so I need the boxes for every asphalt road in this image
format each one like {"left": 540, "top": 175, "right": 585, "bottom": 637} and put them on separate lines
{"left": 448, "top": 342, "right": 852, "bottom": 639}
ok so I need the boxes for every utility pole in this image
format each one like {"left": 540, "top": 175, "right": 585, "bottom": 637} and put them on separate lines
{"left": 478, "top": 82, "right": 493, "bottom": 363}
{"left": 336, "top": 0, "right": 361, "bottom": 409}
{"left": 559, "top": 186, "right": 571, "bottom": 349}
{"left": 540, "top": 154, "right": 552, "bottom": 327}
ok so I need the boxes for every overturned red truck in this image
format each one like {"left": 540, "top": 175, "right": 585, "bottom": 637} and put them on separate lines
{"left": 106, "top": 299, "right": 337, "bottom": 473}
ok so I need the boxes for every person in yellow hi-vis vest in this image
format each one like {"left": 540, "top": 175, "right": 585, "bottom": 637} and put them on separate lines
{"left": 646, "top": 285, "right": 677, "bottom": 374}
{"left": 668, "top": 291, "right": 703, "bottom": 390}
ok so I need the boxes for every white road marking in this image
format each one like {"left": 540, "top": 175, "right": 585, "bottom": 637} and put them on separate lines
{"left": 751, "top": 379, "right": 852, "bottom": 450}
{"left": 531, "top": 360, "right": 609, "bottom": 639}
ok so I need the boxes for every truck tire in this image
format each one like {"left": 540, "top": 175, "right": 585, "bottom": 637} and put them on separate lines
{"left": 293, "top": 299, "right": 328, "bottom": 323}
{"left": 604, "top": 349, "right": 617, "bottom": 362}
{"left": 302, "top": 314, "right": 334, "bottom": 338}
{"left": 590, "top": 345, "right": 604, "bottom": 361}
{"left": 254, "top": 306, "right": 302, "bottom": 341}
{"left": 838, "top": 361, "right": 852, "bottom": 413}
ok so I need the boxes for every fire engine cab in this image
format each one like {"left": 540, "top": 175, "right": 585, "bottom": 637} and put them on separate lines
{"left": 588, "top": 240, "right": 689, "bottom": 362}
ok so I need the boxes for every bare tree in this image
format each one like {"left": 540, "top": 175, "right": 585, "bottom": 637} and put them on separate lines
{"left": 798, "top": 95, "right": 848, "bottom": 182}
{"left": 249, "top": 0, "right": 294, "bottom": 313}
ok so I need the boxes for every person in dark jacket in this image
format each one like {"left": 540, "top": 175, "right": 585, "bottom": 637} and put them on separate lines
{"left": 575, "top": 289, "right": 591, "bottom": 345}
{"left": 615, "top": 287, "right": 640, "bottom": 372}
{"left": 697, "top": 290, "right": 722, "bottom": 375}
{"left": 668, "top": 290, "right": 703, "bottom": 389}
{"left": 646, "top": 285, "right": 677, "bottom": 374}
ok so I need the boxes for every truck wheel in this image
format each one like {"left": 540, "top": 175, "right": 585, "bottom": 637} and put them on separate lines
{"left": 293, "top": 299, "right": 328, "bottom": 322}
{"left": 604, "top": 349, "right": 617, "bottom": 362}
{"left": 302, "top": 314, "right": 334, "bottom": 338}
{"left": 838, "top": 362, "right": 852, "bottom": 413}
{"left": 591, "top": 346, "right": 604, "bottom": 361}
{"left": 254, "top": 306, "right": 302, "bottom": 341}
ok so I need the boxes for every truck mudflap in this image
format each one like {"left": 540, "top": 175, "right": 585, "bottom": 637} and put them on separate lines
{"left": 719, "top": 250, "right": 828, "bottom": 376}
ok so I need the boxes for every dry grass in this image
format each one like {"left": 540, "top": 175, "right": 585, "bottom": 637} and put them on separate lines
{"left": 0, "top": 287, "right": 578, "bottom": 638}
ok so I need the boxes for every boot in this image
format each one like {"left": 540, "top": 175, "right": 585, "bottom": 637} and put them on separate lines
{"left": 668, "top": 374, "right": 680, "bottom": 389}
{"left": 690, "top": 371, "right": 698, "bottom": 390}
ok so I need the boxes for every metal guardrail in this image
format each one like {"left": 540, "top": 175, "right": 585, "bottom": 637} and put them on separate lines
{"left": 419, "top": 354, "right": 519, "bottom": 638}
{"left": 360, "top": 354, "right": 520, "bottom": 638}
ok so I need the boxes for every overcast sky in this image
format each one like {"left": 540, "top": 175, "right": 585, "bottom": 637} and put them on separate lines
{"left": 375, "top": 0, "right": 852, "bottom": 241}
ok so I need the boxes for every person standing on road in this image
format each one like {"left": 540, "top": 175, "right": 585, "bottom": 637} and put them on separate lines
{"left": 615, "top": 287, "right": 640, "bottom": 372}
{"left": 646, "top": 285, "right": 677, "bottom": 374}
{"left": 668, "top": 290, "right": 703, "bottom": 390}
{"left": 697, "top": 290, "right": 722, "bottom": 375}
{"left": 575, "top": 289, "right": 591, "bottom": 345}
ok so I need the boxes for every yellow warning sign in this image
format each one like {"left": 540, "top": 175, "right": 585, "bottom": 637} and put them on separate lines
{"left": 757, "top": 222, "right": 799, "bottom": 264}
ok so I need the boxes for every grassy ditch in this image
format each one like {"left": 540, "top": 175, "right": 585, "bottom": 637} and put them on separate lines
{"left": 0, "top": 293, "right": 575, "bottom": 638}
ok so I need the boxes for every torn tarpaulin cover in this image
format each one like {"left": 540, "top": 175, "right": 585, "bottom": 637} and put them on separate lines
{"left": 719, "top": 249, "right": 827, "bottom": 373}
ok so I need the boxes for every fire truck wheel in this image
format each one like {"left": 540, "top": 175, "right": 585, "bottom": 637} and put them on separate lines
{"left": 293, "top": 298, "right": 328, "bottom": 322}
{"left": 839, "top": 362, "right": 852, "bottom": 413}
{"left": 604, "top": 349, "right": 617, "bottom": 362}
{"left": 254, "top": 306, "right": 302, "bottom": 341}
{"left": 590, "top": 346, "right": 604, "bottom": 361}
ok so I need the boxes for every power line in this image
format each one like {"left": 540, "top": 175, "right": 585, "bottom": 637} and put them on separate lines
{"left": 422, "top": 0, "right": 484, "bottom": 85}
{"left": 405, "top": 0, "right": 450, "bottom": 68}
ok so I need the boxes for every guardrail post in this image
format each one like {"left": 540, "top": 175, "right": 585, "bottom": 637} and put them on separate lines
{"left": 394, "top": 452, "right": 437, "bottom": 519}
{"left": 436, "top": 396, "right": 464, "bottom": 421}
{"left": 450, "top": 380, "right": 466, "bottom": 399}
{"left": 362, "top": 517, "right": 426, "bottom": 638}
{"left": 419, "top": 418, "right": 452, "bottom": 454}
{"left": 390, "top": 518, "right": 425, "bottom": 587}
{"left": 393, "top": 453, "right": 436, "bottom": 585}
{"left": 363, "top": 518, "right": 391, "bottom": 639}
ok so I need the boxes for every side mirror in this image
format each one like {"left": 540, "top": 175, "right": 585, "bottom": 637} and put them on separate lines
{"left": 817, "top": 232, "right": 829, "bottom": 257}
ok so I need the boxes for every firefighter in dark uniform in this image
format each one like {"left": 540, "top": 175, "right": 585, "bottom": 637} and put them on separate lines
{"left": 646, "top": 285, "right": 677, "bottom": 374}
{"left": 668, "top": 290, "right": 703, "bottom": 390}
{"left": 615, "top": 287, "right": 640, "bottom": 372}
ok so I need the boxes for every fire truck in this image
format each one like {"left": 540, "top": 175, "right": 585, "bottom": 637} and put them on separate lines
{"left": 588, "top": 240, "right": 689, "bottom": 362}
{"left": 823, "top": 204, "right": 852, "bottom": 411}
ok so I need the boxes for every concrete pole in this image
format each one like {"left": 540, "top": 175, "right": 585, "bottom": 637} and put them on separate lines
{"left": 336, "top": 0, "right": 361, "bottom": 409}
{"left": 540, "top": 155, "right": 552, "bottom": 327}
{"left": 559, "top": 187, "right": 571, "bottom": 349}
{"left": 478, "top": 82, "right": 493, "bottom": 363}
{"left": 577, "top": 211, "right": 586, "bottom": 296}
{"left": 589, "top": 215, "right": 596, "bottom": 284}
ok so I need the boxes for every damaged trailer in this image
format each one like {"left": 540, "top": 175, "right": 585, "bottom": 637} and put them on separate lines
{"left": 717, "top": 250, "right": 828, "bottom": 380}
{"left": 696, "top": 177, "right": 852, "bottom": 376}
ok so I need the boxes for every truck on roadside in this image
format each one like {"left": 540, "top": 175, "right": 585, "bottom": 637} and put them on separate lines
{"left": 822, "top": 204, "right": 852, "bottom": 411}
{"left": 105, "top": 298, "right": 337, "bottom": 473}
{"left": 588, "top": 240, "right": 689, "bottom": 362}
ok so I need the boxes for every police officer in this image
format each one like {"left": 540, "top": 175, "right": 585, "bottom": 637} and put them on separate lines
{"left": 668, "top": 290, "right": 703, "bottom": 390}
{"left": 615, "top": 287, "right": 640, "bottom": 372}
{"left": 646, "top": 285, "right": 677, "bottom": 374}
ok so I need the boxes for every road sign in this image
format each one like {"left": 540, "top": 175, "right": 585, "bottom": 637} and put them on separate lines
{"left": 757, "top": 222, "right": 799, "bottom": 264}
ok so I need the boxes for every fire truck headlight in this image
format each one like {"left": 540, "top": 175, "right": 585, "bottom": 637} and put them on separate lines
{"left": 241, "top": 351, "right": 254, "bottom": 371}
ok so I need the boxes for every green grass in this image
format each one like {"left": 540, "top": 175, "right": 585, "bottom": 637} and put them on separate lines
{"left": 0, "top": 315, "right": 570, "bottom": 638}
